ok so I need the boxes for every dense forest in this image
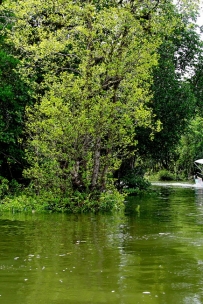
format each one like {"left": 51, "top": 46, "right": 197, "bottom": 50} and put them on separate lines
{"left": 0, "top": 0, "right": 203, "bottom": 212}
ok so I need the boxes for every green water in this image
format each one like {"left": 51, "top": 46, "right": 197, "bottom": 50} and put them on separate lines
{"left": 1, "top": 186, "right": 203, "bottom": 304}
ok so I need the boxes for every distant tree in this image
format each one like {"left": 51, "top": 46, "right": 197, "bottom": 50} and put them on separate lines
{"left": 176, "top": 116, "right": 203, "bottom": 177}
{"left": 190, "top": 48, "right": 203, "bottom": 112}
{"left": 136, "top": 24, "right": 200, "bottom": 170}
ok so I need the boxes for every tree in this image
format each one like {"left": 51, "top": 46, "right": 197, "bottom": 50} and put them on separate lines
{"left": 0, "top": 7, "right": 31, "bottom": 181}
{"left": 190, "top": 46, "right": 203, "bottom": 112}
{"left": 20, "top": 1, "right": 161, "bottom": 200}
{"left": 176, "top": 116, "right": 203, "bottom": 177}
{"left": 136, "top": 23, "right": 200, "bottom": 170}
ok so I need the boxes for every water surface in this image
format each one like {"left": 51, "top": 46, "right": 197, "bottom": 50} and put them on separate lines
{"left": 0, "top": 186, "right": 203, "bottom": 303}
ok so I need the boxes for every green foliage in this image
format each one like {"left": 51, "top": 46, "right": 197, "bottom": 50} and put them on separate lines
{"left": 0, "top": 47, "right": 31, "bottom": 181}
{"left": 119, "top": 169, "right": 150, "bottom": 195}
{"left": 136, "top": 22, "right": 200, "bottom": 170}
{"left": 176, "top": 116, "right": 203, "bottom": 177}
{"left": 157, "top": 170, "right": 175, "bottom": 181}
{"left": 0, "top": 188, "right": 125, "bottom": 213}
{"left": 190, "top": 43, "right": 203, "bottom": 113}
{"left": 0, "top": 176, "right": 9, "bottom": 198}
{"left": 98, "top": 186, "right": 125, "bottom": 212}
{"left": 0, "top": 194, "right": 48, "bottom": 213}
{"left": 0, "top": 176, "right": 23, "bottom": 198}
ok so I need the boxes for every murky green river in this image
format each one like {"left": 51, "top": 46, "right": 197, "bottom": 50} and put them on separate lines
{"left": 1, "top": 185, "right": 203, "bottom": 303}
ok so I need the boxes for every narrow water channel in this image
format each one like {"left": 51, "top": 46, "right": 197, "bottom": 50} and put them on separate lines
{"left": 0, "top": 186, "right": 203, "bottom": 304}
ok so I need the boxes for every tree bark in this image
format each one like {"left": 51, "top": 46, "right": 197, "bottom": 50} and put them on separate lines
{"left": 91, "top": 137, "right": 101, "bottom": 190}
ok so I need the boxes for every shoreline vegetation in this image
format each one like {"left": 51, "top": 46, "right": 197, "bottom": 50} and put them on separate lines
{"left": 0, "top": 170, "right": 191, "bottom": 214}
{"left": 0, "top": 176, "right": 146, "bottom": 214}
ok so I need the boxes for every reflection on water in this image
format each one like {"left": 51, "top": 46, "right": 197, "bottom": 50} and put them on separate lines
{"left": 0, "top": 187, "right": 203, "bottom": 303}
{"left": 195, "top": 187, "right": 203, "bottom": 205}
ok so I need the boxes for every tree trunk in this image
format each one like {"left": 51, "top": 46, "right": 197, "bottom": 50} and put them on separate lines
{"left": 91, "top": 137, "right": 101, "bottom": 190}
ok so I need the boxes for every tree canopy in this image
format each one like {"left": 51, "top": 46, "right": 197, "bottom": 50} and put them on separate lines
{"left": 136, "top": 21, "right": 202, "bottom": 170}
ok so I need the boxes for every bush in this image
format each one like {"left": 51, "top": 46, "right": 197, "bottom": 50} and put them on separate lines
{"left": 0, "top": 176, "right": 9, "bottom": 198}
{"left": 157, "top": 170, "right": 175, "bottom": 181}
{"left": 119, "top": 169, "right": 150, "bottom": 195}
{"left": 0, "top": 177, "right": 24, "bottom": 199}
{"left": 0, "top": 187, "right": 126, "bottom": 213}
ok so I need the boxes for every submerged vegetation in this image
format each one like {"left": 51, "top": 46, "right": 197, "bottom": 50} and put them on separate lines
{"left": 0, "top": 0, "right": 202, "bottom": 212}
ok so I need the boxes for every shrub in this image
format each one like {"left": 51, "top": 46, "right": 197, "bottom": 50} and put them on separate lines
{"left": 0, "top": 187, "right": 126, "bottom": 213}
{"left": 157, "top": 170, "right": 175, "bottom": 181}
{"left": 0, "top": 176, "right": 9, "bottom": 198}
{"left": 119, "top": 169, "right": 150, "bottom": 195}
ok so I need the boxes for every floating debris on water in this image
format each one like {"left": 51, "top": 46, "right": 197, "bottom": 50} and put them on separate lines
{"left": 143, "top": 291, "right": 150, "bottom": 294}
